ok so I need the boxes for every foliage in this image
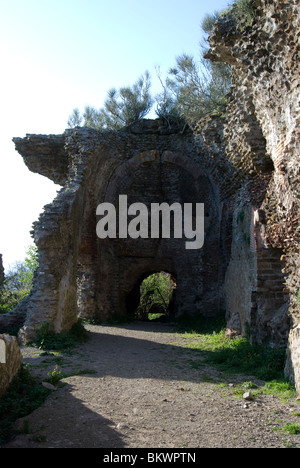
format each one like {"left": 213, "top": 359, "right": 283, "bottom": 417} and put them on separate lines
{"left": 230, "top": 0, "right": 255, "bottom": 27}
{"left": 155, "top": 1, "right": 257, "bottom": 127}
{"left": 66, "top": 2, "right": 256, "bottom": 132}
{"left": 0, "top": 245, "right": 38, "bottom": 314}
{"left": 175, "top": 316, "right": 289, "bottom": 383}
{"left": 155, "top": 9, "right": 231, "bottom": 128}
{"left": 68, "top": 8, "right": 233, "bottom": 131}
{"left": 154, "top": 67, "right": 186, "bottom": 128}
{"left": 136, "top": 272, "right": 174, "bottom": 320}
{"left": 47, "top": 365, "right": 63, "bottom": 386}
{"left": 67, "top": 107, "right": 82, "bottom": 128}
{"left": 164, "top": 55, "right": 230, "bottom": 126}
{"left": 68, "top": 71, "right": 153, "bottom": 130}
{"left": 201, "top": 11, "right": 221, "bottom": 35}
{"left": 33, "top": 319, "right": 88, "bottom": 351}
{"left": 207, "top": 336, "right": 287, "bottom": 381}
{"left": 0, "top": 366, "right": 51, "bottom": 444}
{"left": 281, "top": 423, "right": 300, "bottom": 435}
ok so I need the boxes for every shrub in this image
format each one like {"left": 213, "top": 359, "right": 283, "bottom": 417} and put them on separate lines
{"left": 0, "top": 245, "right": 38, "bottom": 314}
{"left": 33, "top": 319, "right": 88, "bottom": 351}
{"left": 0, "top": 366, "right": 50, "bottom": 444}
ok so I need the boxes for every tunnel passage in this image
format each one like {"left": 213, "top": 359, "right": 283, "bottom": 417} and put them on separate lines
{"left": 126, "top": 271, "right": 176, "bottom": 321}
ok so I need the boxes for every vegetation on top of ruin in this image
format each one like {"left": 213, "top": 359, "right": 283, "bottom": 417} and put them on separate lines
{"left": 67, "top": 0, "right": 255, "bottom": 132}
{"left": 67, "top": 71, "right": 153, "bottom": 131}
{"left": 229, "top": 0, "right": 256, "bottom": 27}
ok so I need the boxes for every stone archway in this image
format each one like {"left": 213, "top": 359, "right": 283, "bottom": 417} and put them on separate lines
{"left": 92, "top": 148, "right": 221, "bottom": 322}
{"left": 125, "top": 270, "right": 176, "bottom": 320}
{"left": 12, "top": 122, "right": 234, "bottom": 342}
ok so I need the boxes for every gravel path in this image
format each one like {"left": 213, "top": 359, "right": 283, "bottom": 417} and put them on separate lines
{"left": 3, "top": 322, "right": 300, "bottom": 448}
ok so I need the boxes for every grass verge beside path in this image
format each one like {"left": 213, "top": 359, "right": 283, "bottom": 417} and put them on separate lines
{"left": 173, "top": 315, "right": 297, "bottom": 401}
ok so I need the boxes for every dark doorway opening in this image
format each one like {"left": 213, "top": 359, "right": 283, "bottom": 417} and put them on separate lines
{"left": 126, "top": 272, "right": 176, "bottom": 321}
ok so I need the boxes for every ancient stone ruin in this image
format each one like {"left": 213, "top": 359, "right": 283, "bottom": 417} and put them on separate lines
{"left": 3, "top": 0, "right": 299, "bottom": 390}
{"left": 0, "top": 334, "right": 23, "bottom": 396}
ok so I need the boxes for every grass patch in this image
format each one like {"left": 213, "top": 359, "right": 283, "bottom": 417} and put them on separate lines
{"left": 0, "top": 366, "right": 51, "bottom": 444}
{"left": 261, "top": 381, "right": 297, "bottom": 401}
{"left": 32, "top": 319, "right": 88, "bottom": 351}
{"left": 206, "top": 337, "right": 287, "bottom": 381}
{"left": 173, "top": 315, "right": 295, "bottom": 399}
{"left": 175, "top": 314, "right": 226, "bottom": 336}
{"left": 148, "top": 313, "right": 165, "bottom": 321}
{"left": 231, "top": 380, "right": 296, "bottom": 402}
{"left": 281, "top": 423, "right": 300, "bottom": 435}
{"left": 0, "top": 361, "right": 97, "bottom": 444}
{"left": 46, "top": 364, "right": 97, "bottom": 386}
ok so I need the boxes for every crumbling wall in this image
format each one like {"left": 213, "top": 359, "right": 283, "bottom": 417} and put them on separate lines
{"left": 13, "top": 120, "right": 237, "bottom": 343}
{"left": 208, "top": 0, "right": 299, "bottom": 387}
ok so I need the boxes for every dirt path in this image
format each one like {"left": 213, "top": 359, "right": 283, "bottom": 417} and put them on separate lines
{"left": 3, "top": 322, "right": 300, "bottom": 448}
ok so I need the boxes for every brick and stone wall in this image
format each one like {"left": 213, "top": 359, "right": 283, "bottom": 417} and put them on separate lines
{"left": 13, "top": 120, "right": 237, "bottom": 342}
{"left": 208, "top": 0, "right": 299, "bottom": 388}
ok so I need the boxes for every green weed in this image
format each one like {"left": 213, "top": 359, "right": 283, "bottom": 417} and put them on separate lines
{"left": 46, "top": 364, "right": 96, "bottom": 386}
{"left": 281, "top": 423, "right": 300, "bottom": 435}
{"left": 47, "top": 365, "right": 63, "bottom": 386}
{"left": 206, "top": 338, "right": 287, "bottom": 381}
{"left": 174, "top": 315, "right": 295, "bottom": 400}
{"left": 0, "top": 366, "right": 51, "bottom": 444}
{"left": 33, "top": 319, "right": 88, "bottom": 351}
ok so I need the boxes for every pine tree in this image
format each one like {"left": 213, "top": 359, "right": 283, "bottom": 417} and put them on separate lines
{"left": 68, "top": 72, "right": 153, "bottom": 130}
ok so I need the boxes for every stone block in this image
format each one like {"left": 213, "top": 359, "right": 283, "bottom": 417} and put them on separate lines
{"left": 0, "top": 334, "right": 23, "bottom": 397}
{"left": 286, "top": 325, "right": 300, "bottom": 392}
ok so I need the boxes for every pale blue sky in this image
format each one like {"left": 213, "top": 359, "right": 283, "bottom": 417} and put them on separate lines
{"left": 0, "top": 0, "right": 230, "bottom": 269}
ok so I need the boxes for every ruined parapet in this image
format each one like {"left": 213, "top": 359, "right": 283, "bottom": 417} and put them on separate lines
{"left": 0, "top": 334, "right": 23, "bottom": 396}
{"left": 13, "top": 133, "right": 69, "bottom": 186}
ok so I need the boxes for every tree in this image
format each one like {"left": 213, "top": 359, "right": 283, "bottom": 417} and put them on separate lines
{"left": 157, "top": 53, "right": 230, "bottom": 127}
{"left": 67, "top": 108, "right": 82, "bottom": 128}
{"left": 0, "top": 245, "right": 39, "bottom": 314}
{"left": 137, "top": 272, "right": 174, "bottom": 320}
{"left": 154, "top": 66, "right": 186, "bottom": 128}
{"left": 68, "top": 71, "right": 153, "bottom": 131}
{"left": 155, "top": 12, "right": 231, "bottom": 128}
